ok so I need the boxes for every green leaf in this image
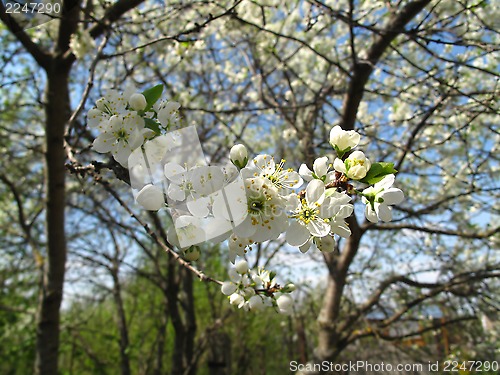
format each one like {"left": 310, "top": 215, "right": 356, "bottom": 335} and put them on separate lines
{"left": 142, "top": 84, "right": 164, "bottom": 111}
{"left": 144, "top": 118, "right": 161, "bottom": 135}
{"left": 359, "top": 162, "right": 398, "bottom": 185}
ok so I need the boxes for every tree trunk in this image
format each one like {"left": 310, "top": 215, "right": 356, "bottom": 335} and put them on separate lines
{"left": 154, "top": 303, "right": 168, "bottom": 375}
{"left": 35, "top": 65, "right": 70, "bottom": 375}
{"left": 111, "top": 267, "right": 132, "bottom": 375}
{"left": 315, "top": 216, "right": 363, "bottom": 368}
{"left": 182, "top": 269, "right": 197, "bottom": 375}
{"left": 170, "top": 268, "right": 197, "bottom": 375}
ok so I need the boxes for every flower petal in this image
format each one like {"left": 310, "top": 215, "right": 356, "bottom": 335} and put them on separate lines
{"left": 379, "top": 188, "right": 404, "bottom": 205}
{"left": 167, "top": 184, "right": 186, "bottom": 201}
{"left": 306, "top": 219, "right": 330, "bottom": 237}
{"left": 316, "top": 235, "right": 335, "bottom": 253}
{"left": 285, "top": 195, "right": 300, "bottom": 215}
{"left": 286, "top": 220, "right": 310, "bottom": 246}
{"left": 92, "top": 134, "right": 114, "bottom": 153}
{"left": 365, "top": 204, "right": 379, "bottom": 223}
{"left": 298, "top": 164, "right": 313, "bottom": 181}
{"left": 299, "top": 238, "right": 313, "bottom": 253}
{"left": 113, "top": 142, "right": 132, "bottom": 167}
{"left": 253, "top": 154, "right": 275, "bottom": 175}
{"left": 375, "top": 174, "right": 395, "bottom": 189}
{"left": 376, "top": 203, "right": 393, "bottom": 222}
{"left": 164, "top": 162, "right": 186, "bottom": 183}
{"left": 233, "top": 215, "right": 257, "bottom": 238}
{"left": 305, "top": 179, "right": 325, "bottom": 206}
{"left": 191, "top": 166, "right": 224, "bottom": 196}
{"left": 221, "top": 281, "right": 238, "bottom": 296}
{"left": 333, "top": 158, "right": 347, "bottom": 174}
{"left": 187, "top": 196, "right": 210, "bottom": 217}
{"left": 330, "top": 219, "right": 351, "bottom": 238}
{"left": 313, "top": 157, "right": 329, "bottom": 177}
{"left": 279, "top": 170, "right": 303, "bottom": 189}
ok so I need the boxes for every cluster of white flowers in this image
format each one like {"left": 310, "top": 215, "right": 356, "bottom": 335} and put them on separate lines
{"left": 88, "top": 85, "right": 180, "bottom": 167}
{"left": 69, "top": 28, "right": 96, "bottom": 59}
{"left": 87, "top": 85, "right": 405, "bottom": 315}
{"left": 221, "top": 260, "right": 295, "bottom": 314}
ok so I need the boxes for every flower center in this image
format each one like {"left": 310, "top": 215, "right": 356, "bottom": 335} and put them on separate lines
{"left": 351, "top": 158, "right": 364, "bottom": 167}
{"left": 294, "top": 200, "right": 319, "bottom": 224}
{"left": 248, "top": 199, "right": 265, "bottom": 215}
{"left": 114, "top": 128, "right": 128, "bottom": 141}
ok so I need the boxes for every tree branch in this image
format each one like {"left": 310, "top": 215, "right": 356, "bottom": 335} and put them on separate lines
{"left": 0, "top": 2, "right": 51, "bottom": 68}
{"left": 89, "top": 0, "right": 145, "bottom": 38}
{"left": 341, "top": 0, "right": 432, "bottom": 130}
{"left": 368, "top": 223, "right": 500, "bottom": 239}
{"left": 347, "top": 315, "right": 475, "bottom": 345}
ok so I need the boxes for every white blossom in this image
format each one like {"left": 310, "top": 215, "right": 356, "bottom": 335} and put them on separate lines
{"left": 333, "top": 150, "right": 371, "bottom": 180}
{"left": 286, "top": 180, "right": 340, "bottom": 247}
{"left": 156, "top": 101, "right": 181, "bottom": 129}
{"left": 92, "top": 113, "right": 146, "bottom": 167}
{"left": 87, "top": 90, "right": 130, "bottom": 130}
{"left": 299, "top": 156, "right": 335, "bottom": 183}
{"left": 329, "top": 125, "right": 360, "bottom": 155}
{"left": 69, "top": 28, "right": 95, "bottom": 59}
{"left": 233, "top": 177, "right": 288, "bottom": 243}
{"left": 362, "top": 174, "right": 405, "bottom": 223}
{"left": 242, "top": 155, "right": 303, "bottom": 193}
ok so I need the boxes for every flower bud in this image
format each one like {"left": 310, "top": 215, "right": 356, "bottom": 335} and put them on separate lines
{"left": 96, "top": 97, "right": 109, "bottom": 112}
{"left": 183, "top": 246, "right": 200, "bottom": 261}
{"left": 235, "top": 260, "right": 249, "bottom": 274}
{"left": 248, "top": 295, "right": 265, "bottom": 310}
{"left": 135, "top": 184, "right": 164, "bottom": 211}
{"left": 333, "top": 151, "right": 371, "bottom": 180}
{"left": 276, "top": 294, "right": 294, "bottom": 315}
{"left": 230, "top": 144, "right": 248, "bottom": 169}
{"left": 221, "top": 281, "right": 238, "bottom": 296}
{"left": 129, "top": 93, "right": 147, "bottom": 111}
{"left": 316, "top": 236, "right": 335, "bottom": 253}
{"left": 282, "top": 283, "right": 296, "bottom": 293}
{"left": 329, "top": 125, "right": 361, "bottom": 156}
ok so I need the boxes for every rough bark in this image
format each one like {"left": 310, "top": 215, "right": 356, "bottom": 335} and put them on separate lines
{"left": 311, "top": 2, "right": 432, "bottom": 371}
{"left": 170, "top": 268, "right": 197, "bottom": 375}
{"left": 316, "top": 215, "right": 363, "bottom": 362}
{"left": 35, "top": 63, "right": 71, "bottom": 375}
{"left": 111, "top": 266, "right": 132, "bottom": 375}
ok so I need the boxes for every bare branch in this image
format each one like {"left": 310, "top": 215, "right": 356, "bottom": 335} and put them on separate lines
{"left": 368, "top": 223, "right": 500, "bottom": 239}
{"left": 0, "top": 2, "right": 51, "bottom": 68}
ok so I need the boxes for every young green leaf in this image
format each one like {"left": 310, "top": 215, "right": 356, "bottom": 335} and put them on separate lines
{"left": 142, "top": 84, "right": 164, "bottom": 111}
{"left": 359, "top": 162, "right": 398, "bottom": 185}
{"left": 144, "top": 118, "right": 161, "bottom": 135}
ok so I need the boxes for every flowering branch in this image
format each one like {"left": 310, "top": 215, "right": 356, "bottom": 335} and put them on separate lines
{"left": 84, "top": 85, "right": 406, "bottom": 313}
